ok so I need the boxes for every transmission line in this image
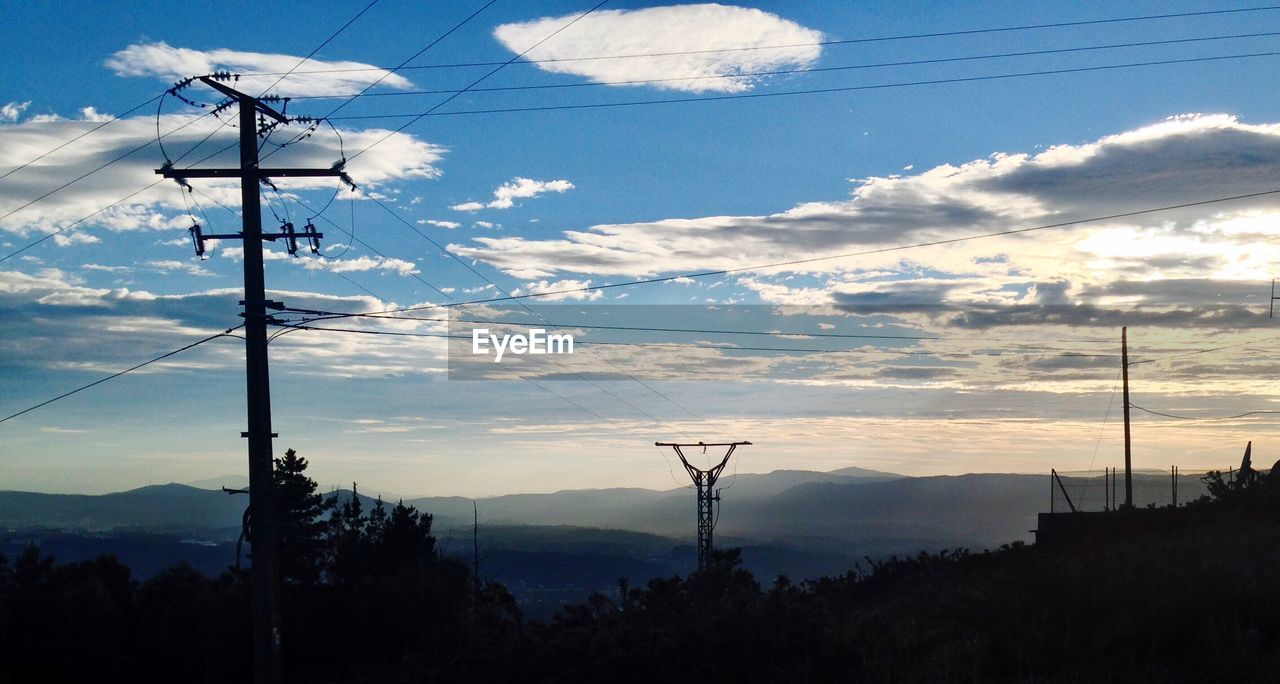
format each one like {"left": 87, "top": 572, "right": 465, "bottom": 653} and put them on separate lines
{"left": 277, "top": 187, "right": 1280, "bottom": 315}
{"left": 0, "top": 95, "right": 164, "bottom": 182}
{"left": 290, "top": 31, "right": 1280, "bottom": 99}
{"left": 1129, "top": 404, "right": 1280, "bottom": 421}
{"left": 324, "top": 50, "right": 1280, "bottom": 120}
{"left": 345, "top": 0, "right": 611, "bottom": 164}
{"left": 0, "top": 325, "right": 244, "bottom": 425}
{"left": 244, "top": 5, "right": 1280, "bottom": 76}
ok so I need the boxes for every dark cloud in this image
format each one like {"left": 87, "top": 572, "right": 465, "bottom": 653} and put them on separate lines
{"left": 875, "top": 366, "right": 958, "bottom": 380}
{"left": 981, "top": 125, "right": 1280, "bottom": 220}
{"left": 1077, "top": 279, "right": 1269, "bottom": 306}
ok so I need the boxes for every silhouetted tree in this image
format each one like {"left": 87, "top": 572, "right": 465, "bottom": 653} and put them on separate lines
{"left": 274, "top": 448, "right": 332, "bottom": 587}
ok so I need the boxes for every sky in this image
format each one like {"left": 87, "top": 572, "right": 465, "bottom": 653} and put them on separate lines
{"left": 3, "top": 1, "right": 1280, "bottom": 496}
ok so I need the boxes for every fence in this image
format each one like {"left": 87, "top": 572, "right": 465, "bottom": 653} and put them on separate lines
{"left": 1047, "top": 466, "right": 1255, "bottom": 513}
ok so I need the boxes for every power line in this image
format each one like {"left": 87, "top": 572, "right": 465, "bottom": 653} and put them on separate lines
{"left": 305, "top": 187, "right": 1280, "bottom": 315}
{"left": 311, "top": 0, "right": 498, "bottom": 121}
{"left": 289, "top": 31, "right": 1280, "bottom": 99}
{"left": 0, "top": 139, "right": 240, "bottom": 264}
{"left": 275, "top": 191, "right": 716, "bottom": 439}
{"left": 1, "top": 0, "right": 382, "bottom": 265}
{"left": 323, "top": 50, "right": 1280, "bottom": 120}
{"left": 345, "top": 0, "right": 611, "bottom": 164}
{"left": 0, "top": 109, "right": 227, "bottom": 226}
{"left": 164, "top": 0, "right": 382, "bottom": 172}
{"left": 243, "top": 5, "right": 1280, "bottom": 76}
{"left": 1129, "top": 403, "right": 1280, "bottom": 421}
{"left": 280, "top": 307, "right": 1133, "bottom": 352}
{"left": 270, "top": 321, "right": 1133, "bottom": 360}
{"left": 1127, "top": 334, "right": 1280, "bottom": 365}
{"left": 0, "top": 325, "right": 244, "bottom": 425}
{"left": 0, "top": 95, "right": 163, "bottom": 182}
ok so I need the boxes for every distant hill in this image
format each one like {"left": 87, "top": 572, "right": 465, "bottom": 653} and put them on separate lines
{"left": 0, "top": 468, "right": 1207, "bottom": 560}
{"left": 0, "top": 484, "right": 246, "bottom": 536}
{"left": 183, "top": 475, "right": 249, "bottom": 491}
{"left": 0, "top": 484, "right": 383, "bottom": 539}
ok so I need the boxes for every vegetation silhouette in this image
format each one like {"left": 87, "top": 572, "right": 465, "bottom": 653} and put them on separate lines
{"left": 2, "top": 449, "right": 1278, "bottom": 682}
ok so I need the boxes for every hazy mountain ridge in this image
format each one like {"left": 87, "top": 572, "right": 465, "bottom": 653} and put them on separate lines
{"left": 0, "top": 467, "right": 1202, "bottom": 556}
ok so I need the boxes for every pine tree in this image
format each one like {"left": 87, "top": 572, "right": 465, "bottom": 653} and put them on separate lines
{"left": 272, "top": 448, "right": 331, "bottom": 586}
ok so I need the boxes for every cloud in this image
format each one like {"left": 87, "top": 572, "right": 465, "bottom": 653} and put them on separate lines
{"left": 51, "top": 232, "right": 101, "bottom": 247}
{"left": 0, "top": 267, "right": 442, "bottom": 380}
{"left": 302, "top": 255, "right": 418, "bottom": 275}
{"left": 78, "top": 107, "right": 111, "bottom": 123}
{"left": 511, "top": 279, "right": 603, "bottom": 301}
{"left": 105, "top": 42, "right": 415, "bottom": 97}
{"left": 448, "top": 115, "right": 1280, "bottom": 311}
{"left": 493, "top": 4, "right": 823, "bottom": 93}
{"left": 417, "top": 219, "right": 461, "bottom": 229}
{"left": 0, "top": 108, "right": 444, "bottom": 237}
{"left": 1, "top": 101, "right": 30, "bottom": 122}
{"left": 451, "top": 177, "right": 574, "bottom": 211}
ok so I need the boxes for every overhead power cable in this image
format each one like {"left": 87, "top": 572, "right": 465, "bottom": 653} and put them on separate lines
{"left": 344, "top": 0, "right": 611, "bottom": 163}
{"left": 1129, "top": 403, "right": 1280, "bottom": 421}
{"left": 1127, "top": 334, "right": 1280, "bottom": 365}
{"left": 0, "top": 0, "right": 380, "bottom": 263}
{"left": 285, "top": 187, "right": 1280, "bottom": 315}
{"left": 0, "top": 95, "right": 164, "bottom": 182}
{"left": 323, "top": 50, "right": 1280, "bottom": 120}
{"left": 0, "top": 139, "right": 240, "bottom": 264}
{"left": 0, "top": 325, "right": 244, "bottom": 425}
{"left": 280, "top": 307, "right": 1131, "bottom": 353}
{"left": 243, "top": 5, "right": 1280, "bottom": 75}
{"left": 290, "top": 31, "right": 1280, "bottom": 99}
{"left": 271, "top": 321, "right": 1130, "bottom": 360}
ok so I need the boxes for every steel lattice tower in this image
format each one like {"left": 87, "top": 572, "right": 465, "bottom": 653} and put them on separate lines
{"left": 656, "top": 441, "right": 751, "bottom": 573}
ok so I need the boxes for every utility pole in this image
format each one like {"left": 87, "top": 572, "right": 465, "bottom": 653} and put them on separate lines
{"left": 1122, "top": 327, "right": 1133, "bottom": 509}
{"left": 473, "top": 500, "right": 481, "bottom": 598}
{"left": 157, "top": 75, "right": 342, "bottom": 684}
{"left": 655, "top": 441, "right": 750, "bottom": 573}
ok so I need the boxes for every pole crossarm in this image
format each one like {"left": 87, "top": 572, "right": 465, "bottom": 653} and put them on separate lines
{"left": 199, "top": 76, "right": 288, "bottom": 122}
{"left": 157, "top": 168, "right": 345, "bottom": 179}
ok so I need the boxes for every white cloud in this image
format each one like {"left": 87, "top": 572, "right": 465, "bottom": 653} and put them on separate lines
{"left": 303, "top": 255, "right": 418, "bottom": 275}
{"left": 452, "top": 177, "right": 574, "bottom": 211}
{"left": 448, "top": 115, "right": 1280, "bottom": 302}
{"left": 510, "top": 279, "right": 602, "bottom": 301}
{"left": 105, "top": 42, "right": 415, "bottom": 97}
{"left": 1, "top": 101, "right": 31, "bottom": 122}
{"left": 0, "top": 107, "right": 445, "bottom": 236}
{"left": 78, "top": 107, "right": 111, "bottom": 123}
{"left": 490, "top": 178, "right": 573, "bottom": 209}
{"left": 52, "top": 232, "right": 101, "bottom": 247}
{"left": 493, "top": 4, "right": 823, "bottom": 93}
{"left": 417, "top": 219, "right": 461, "bottom": 229}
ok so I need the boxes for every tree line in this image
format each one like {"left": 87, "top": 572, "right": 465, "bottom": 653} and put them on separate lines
{"left": 2, "top": 450, "right": 1278, "bottom": 682}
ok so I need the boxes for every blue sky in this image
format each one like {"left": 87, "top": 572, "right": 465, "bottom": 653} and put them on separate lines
{"left": 3, "top": 1, "right": 1280, "bottom": 496}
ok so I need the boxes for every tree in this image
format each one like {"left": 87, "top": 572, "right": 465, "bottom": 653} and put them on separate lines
{"left": 273, "top": 448, "right": 332, "bottom": 587}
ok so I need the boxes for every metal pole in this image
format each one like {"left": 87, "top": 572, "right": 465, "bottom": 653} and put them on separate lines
{"left": 656, "top": 442, "right": 749, "bottom": 573}
{"left": 1122, "top": 327, "right": 1133, "bottom": 509}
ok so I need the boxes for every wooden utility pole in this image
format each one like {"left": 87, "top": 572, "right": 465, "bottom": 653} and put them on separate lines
{"left": 1122, "top": 327, "right": 1133, "bottom": 509}
{"left": 157, "top": 75, "right": 340, "bottom": 684}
